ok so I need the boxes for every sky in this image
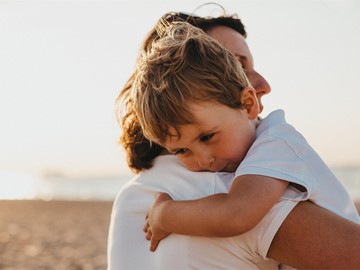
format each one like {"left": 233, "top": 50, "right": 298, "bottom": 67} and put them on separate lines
{"left": 1, "top": 0, "right": 360, "bottom": 181}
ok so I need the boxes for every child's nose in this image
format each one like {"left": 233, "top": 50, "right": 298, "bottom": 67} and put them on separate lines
{"left": 196, "top": 152, "right": 215, "bottom": 171}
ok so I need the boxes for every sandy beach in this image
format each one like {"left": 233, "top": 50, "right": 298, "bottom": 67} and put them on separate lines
{"left": 0, "top": 200, "right": 359, "bottom": 270}
{"left": 0, "top": 200, "right": 112, "bottom": 270}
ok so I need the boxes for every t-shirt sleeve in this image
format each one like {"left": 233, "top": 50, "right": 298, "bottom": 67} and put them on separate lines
{"left": 236, "top": 197, "right": 299, "bottom": 260}
{"left": 235, "top": 132, "right": 311, "bottom": 201}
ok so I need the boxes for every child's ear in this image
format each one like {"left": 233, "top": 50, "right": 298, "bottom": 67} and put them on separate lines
{"left": 239, "top": 87, "right": 259, "bottom": 120}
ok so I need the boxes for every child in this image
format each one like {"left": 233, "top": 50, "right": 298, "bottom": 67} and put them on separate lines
{"left": 131, "top": 21, "right": 360, "bottom": 251}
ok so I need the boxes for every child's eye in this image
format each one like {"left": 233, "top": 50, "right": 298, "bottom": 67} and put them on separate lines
{"left": 175, "top": 148, "right": 187, "bottom": 155}
{"left": 200, "top": 133, "right": 214, "bottom": 142}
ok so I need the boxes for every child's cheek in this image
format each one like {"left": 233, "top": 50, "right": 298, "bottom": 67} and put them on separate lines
{"left": 180, "top": 156, "right": 201, "bottom": 172}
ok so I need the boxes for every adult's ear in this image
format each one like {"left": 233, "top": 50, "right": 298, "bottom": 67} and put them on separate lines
{"left": 239, "top": 87, "right": 259, "bottom": 120}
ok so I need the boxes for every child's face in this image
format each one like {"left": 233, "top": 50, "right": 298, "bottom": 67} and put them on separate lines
{"left": 163, "top": 97, "right": 258, "bottom": 173}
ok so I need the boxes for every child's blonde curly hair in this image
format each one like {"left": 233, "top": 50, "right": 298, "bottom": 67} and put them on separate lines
{"left": 132, "top": 21, "right": 250, "bottom": 145}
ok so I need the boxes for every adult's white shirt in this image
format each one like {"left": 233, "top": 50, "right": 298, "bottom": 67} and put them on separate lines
{"left": 107, "top": 155, "right": 298, "bottom": 270}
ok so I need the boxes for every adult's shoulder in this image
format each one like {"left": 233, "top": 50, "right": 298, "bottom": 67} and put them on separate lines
{"left": 116, "top": 155, "right": 232, "bottom": 201}
{"left": 114, "top": 155, "right": 182, "bottom": 198}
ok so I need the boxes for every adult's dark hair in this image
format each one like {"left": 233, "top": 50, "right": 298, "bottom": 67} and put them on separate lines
{"left": 117, "top": 8, "right": 247, "bottom": 173}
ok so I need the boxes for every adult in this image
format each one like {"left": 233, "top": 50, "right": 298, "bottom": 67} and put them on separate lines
{"left": 108, "top": 10, "right": 360, "bottom": 270}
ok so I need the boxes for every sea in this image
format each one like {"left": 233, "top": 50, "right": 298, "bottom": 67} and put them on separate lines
{"left": 1, "top": 167, "right": 359, "bottom": 202}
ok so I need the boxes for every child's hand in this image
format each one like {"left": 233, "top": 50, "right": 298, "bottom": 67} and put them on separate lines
{"left": 143, "top": 192, "right": 173, "bottom": 252}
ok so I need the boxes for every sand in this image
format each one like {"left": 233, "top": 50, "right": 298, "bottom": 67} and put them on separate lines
{"left": 0, "top": 200, "right": 359, "bottom": 270}
{"left": 0, "top": 200, "right": 112, "bottom": 270}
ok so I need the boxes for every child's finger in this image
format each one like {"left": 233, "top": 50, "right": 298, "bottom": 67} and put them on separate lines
{"left": 143, "top": 219, "right": 150, "bottom": 232}
{"left": 146, "top": 229, "right": 152, "bottom": 241}
{"left": 150, "top": 238, "right": 160, "bottom": 252}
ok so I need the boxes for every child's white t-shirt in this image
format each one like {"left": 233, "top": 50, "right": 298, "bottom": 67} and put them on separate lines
{"left": 235, "top": 109, "right": 360, "bottom": 223}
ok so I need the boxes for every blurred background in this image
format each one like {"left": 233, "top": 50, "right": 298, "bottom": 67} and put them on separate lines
{"left": 1, "top": 0, "right": 359, "bottom": 202}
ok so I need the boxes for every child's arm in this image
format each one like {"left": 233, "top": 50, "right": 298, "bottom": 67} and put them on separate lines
{"left": 145, "top": 175, "right": 288, "bottom": 251}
